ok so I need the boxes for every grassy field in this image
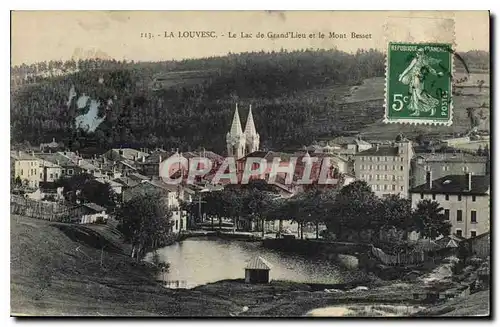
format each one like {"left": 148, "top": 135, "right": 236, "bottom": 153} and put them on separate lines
{"left": 10, "top": 214, "right": 489, "bottom": 317}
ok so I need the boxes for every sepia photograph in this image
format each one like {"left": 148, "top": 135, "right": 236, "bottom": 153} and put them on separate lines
{"left": 9, "top": 10, "right": 491, "bottom": 317}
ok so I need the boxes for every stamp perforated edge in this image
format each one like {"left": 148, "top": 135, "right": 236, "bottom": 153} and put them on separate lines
{"left": 382, "top": 19, "right": 456, "bottom": 126}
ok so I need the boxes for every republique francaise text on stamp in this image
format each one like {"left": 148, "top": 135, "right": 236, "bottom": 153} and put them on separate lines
{"left": 385, "top": 42, "right": 453, "bottom": 126}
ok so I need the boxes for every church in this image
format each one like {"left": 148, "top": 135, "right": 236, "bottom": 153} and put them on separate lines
{"left": 226, "top": 103, "right": 260, "bottom": 159}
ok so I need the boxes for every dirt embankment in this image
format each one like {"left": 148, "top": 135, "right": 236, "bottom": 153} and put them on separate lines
{"left": 10, "top": 215, "right": 490, "bottom": 317}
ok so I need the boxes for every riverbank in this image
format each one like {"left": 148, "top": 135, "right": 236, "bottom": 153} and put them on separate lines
{"left": 11, "top": 215, "right": 489, "bottom": 317}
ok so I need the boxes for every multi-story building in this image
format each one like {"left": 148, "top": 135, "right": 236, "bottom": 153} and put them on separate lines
{"left": 354, "top": 139, "right": 414, "bottom": 198}
{"left": 412, "top": 152, "right": 487, "bottom": 187}
{"left": 39, "top": 159, "right": 63, "bottom": 184}
{"left": 409, "top": 172, "right": 490, "bottom": 239}
{"left": 11, "top": 151, "right": 41, "bottom": 188}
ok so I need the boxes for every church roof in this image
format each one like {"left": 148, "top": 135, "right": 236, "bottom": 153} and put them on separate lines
{"left": 228, "top": 103, "right": 243, "bottom": 136}
{"left": 244, "top": 104, "right": 258, "bottom": 137}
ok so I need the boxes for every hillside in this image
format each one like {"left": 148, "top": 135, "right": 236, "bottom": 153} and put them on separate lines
{"left": 10, "top": 49, "right": 489, "bottom": 154}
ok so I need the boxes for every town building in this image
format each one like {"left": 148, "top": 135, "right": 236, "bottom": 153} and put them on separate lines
{"left": 78, "top": 203, "right": 109, "bottom": 224}
{"left": 412, "top": 152, "right": 487, "bottom": 187}
{"left": 226, "top": 104, "right": 260, "bottom": 159}
{"left": 354, "top": 138, "right": 414, "bottom": 198}
{"left": 39, "top": 138, "right": 62, "bottom": 152}
{"left": 122, "top": 178, "right": 191, "bottom": 234}
{"left": 409, "top": 172, "right": 490, "bottom": 239}
{"left": 11, "top": 151, "right": 41, "bottom": 188}
{"left": 38, "top": 159, "right": 63, "bottom": 184}
{"left": 102, "top": 148, "right": 150, "bottom": 162}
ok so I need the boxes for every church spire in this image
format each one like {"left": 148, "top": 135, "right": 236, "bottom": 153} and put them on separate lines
{"left": 244, "top": 104, "right": 258, "bottom": 137}
{"left": 229, "top": 103, "right": 243, "bottom": 136}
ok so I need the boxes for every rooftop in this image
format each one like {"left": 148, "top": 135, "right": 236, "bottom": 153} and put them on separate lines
{"left": 83, "top": 202, "right": 106, "bottom": 212}
{"left": 11, "top": 151, "right": 39, "bottom": 161}
{"left": 356, "top": 146, "right": 399, "bottom": 157}
{"left": 414, "top": 152, "right": 487, "bottom": 163}
{"left": 410, "top": 174, "right": 490, "bottom": 195}
{"left": 245, "top": 256, "right": 271, "bottom": 270}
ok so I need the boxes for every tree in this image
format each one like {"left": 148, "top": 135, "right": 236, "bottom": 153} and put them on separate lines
{"left": 325, "top": 180, "right": 378, "bottom": 241}
{"left": 411, "top": 199, "right": 451, "bottom": 240}
{"left": 117, "top": 190, "right": 173, "bottom": 261}
{"left": 372, "top": 195, "right": 413, "bottom": 243}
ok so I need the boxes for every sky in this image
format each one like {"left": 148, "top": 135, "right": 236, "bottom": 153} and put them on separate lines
{"left": 11, "top": 11, "right": 489, "bottom": 65}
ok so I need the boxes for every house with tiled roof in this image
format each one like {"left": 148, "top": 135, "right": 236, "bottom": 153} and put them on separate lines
{"left": 412, "top": 152, "right": 488, "bottom": 187}
{"left": 410, "top": 172, "right": 490, "bottom": 239}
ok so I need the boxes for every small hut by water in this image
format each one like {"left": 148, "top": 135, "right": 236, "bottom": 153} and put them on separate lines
{"left": 245, "top": 256, "right": 271, "bottom": 284}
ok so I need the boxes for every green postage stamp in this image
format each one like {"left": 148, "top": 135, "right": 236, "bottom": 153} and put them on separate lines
{"left": 385, "top": 42, "right": 453, "bottom": 125}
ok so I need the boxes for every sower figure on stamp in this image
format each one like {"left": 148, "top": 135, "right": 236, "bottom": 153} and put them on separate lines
{"left": 398, "top": 48, "right": 444, "bottom": 116}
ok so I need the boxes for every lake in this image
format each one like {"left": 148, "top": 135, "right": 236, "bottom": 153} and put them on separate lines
{"left": 145, "top": 237, "right": 362, "bottom": 289}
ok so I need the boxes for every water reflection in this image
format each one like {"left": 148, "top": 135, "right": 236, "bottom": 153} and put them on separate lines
{"left": 146, "top": 237, "right": 353, "bottom": 289}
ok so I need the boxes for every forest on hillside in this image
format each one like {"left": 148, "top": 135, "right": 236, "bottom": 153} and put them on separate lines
{"left": 10, "top": 49, "right": 488, "bottom": 154}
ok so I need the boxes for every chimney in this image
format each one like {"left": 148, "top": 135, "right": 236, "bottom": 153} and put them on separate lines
{"left": 426, "top": 170, "right": 432, "bottom": 189}
{"left": 467, "top": 172, "right": 472, "bottom": 191}
{"left": 52, "top": 137, "right": 55, "bottom": 143}
{"left": 142, "top": 156, "right": 146, "bottom": 163}
{"left": 31, "top": 150, "right": 35, "bottom": 157}
{"left": 376, "top": 144, "right": 380, "bottom": 152}
{"left": 159, "top": 155, "right": 162, "bottom": 163}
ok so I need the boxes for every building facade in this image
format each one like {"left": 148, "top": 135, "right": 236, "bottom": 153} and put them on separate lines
{"left": 410, "top": 172, "right": 490, "bottom": 239}
{"left": 412, "top": 152, "right": 487, "bottom": 187}
{"left": 11, "top": 151, "right": 41, "bottom": 188}
{"left": 354, "top": 139, "right": 414, "bottom": 198}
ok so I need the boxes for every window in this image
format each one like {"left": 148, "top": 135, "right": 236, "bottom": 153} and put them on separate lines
{"left": 472, "top": 195, "right": 476, "bottom": 202}
{"left": 360, "top": 174, "right": 364, "bottom": 179}
{"left": 400, "top": 186, "right": 404, "bottom": 191}
{"left": 368, "top": 175, "right": 373, "bottom": 181}
{"left": 393, "top": 165, "right": 396, "bottom": 170}
{"left": 424, "top": 165, "right": 430, "bottom": 171}
{"left": 369, "top": 165, "right": 373, "bottom": 170}
{"left": 20, "top": 169, "right": 23, "bottom": 175}
{"left": 384, "top": 184, "right": 388, "bottom": 190}
{"left": 457, "top": 210, "right": 463, "bottom": 222}
{"left": 401, "top": 157, "right": 404, "bottom": 162}
{"left": 432, "top": 194, "right": 436, "bottom": 200}
{"left": 361, "top": 157, "right": 364, "bottom": 161}
{"left": 385, "top": 165, "right": 388, "bottom": 170}
{"left": 392, "top": 185, "right": 396, "bottom": 191}
{"left": 175, "top": 220, "right": 179, "bottom": 230}
{"left": 444, "top": 209, "right": 450, "bottom": 220}
{"left": 471, "top": 210, "right": 477, "bottom": 223}
{"left": 376, "top": 174, "right": 380, "bottom": 180}
{"left": 40, "top": 173, "right": 43, "bottom": 179}
{"left": 400, "top": 166, "right": 404, "bottom": 171}
{"left": 376, "top": 185, "right": 381, "bottom": 191}
{"left": 420, "top": 193, "right": 424, "bottom": 199}
{"left": 456, "top": 229, "right": 462, "bottom": 237}
{"left": 55, "top": 173, "right": 59, "bottom": 178}
{"left": 445, "top": 194, "right": 449, "bottom": 201}
{"left": 68, "top": 169, "right": 74, "bottom": 175}
{"left": 376, "top": 165, "right": 379, "bottom": 170}
{"left": 470, "top": 231, "right": 477, "bottom": 238}
{"left": 392, "top": 175, "right": 396, "bottom": 181}
{"left": 361, "top": 164, "right": 364, "bottom": 170}
{"left": 377, "top": 157, "right": 380, "bottom": 162}
{"left": 49, "top": 173, "right": 53, "bottom": 179}
{"left": 458, "top": 195, "right": 462, "bottom": 201}
{"left": 371, "top": 185, "right": 376, "bottom": 191}
{"left": 384, "top": 175, "right": 388, "bottom": 180}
